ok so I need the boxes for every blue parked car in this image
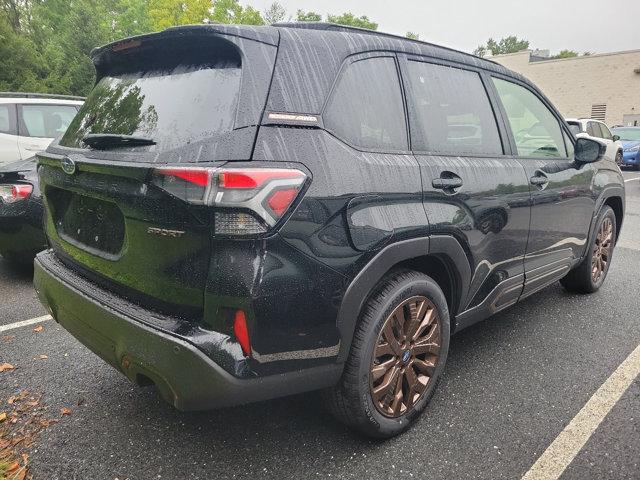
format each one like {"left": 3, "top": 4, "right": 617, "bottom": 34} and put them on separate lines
{"left": 612, "top": 126, "right": 640, "bottom": 170}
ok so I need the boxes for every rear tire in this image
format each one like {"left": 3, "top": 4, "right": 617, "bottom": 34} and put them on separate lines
{"left": 560, "top": 206, "right": 616, "bottom": 294}
{"left": 324, "top": 270, "right": 450, "bottom": 438}
{"left": 0, "top": 250, "right": 34, "bottom": 270}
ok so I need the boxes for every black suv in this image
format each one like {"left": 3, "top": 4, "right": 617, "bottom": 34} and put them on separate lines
{"left": 33, "top": 23, "right": 625, "bottom": 438}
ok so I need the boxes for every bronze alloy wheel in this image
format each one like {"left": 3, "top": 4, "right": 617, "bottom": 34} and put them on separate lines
{"left": 369, "top": 295, "right": 441, "bottom": 418}
{"left": 592, "top": 217, "right": 613, "bottom": 283}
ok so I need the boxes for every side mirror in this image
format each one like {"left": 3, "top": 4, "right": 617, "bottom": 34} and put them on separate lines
{"left": 612, "top": 134, "right": 620, "bottom": 142}
{"left": 575, "top": 137, "right": 606, "bottom": 163}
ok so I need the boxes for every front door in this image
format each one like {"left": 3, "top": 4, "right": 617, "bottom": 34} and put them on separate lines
{"left": 490, "top": 77, "right": 596, "bottom": 298}
{"left": 400, "top": 57, "right": 531, "bottom": 324}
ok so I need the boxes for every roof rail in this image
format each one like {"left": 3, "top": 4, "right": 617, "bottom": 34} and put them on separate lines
{"left": 272, "top": 22, "right": 501, "bottom": 66}
{"left": 273, "top": 21, "right": 407, "bottom": 40}
{"left": 0, "top": 92, "right": 85, "bottom": 101}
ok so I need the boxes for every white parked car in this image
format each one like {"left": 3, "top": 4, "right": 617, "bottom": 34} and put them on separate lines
{"left": 0, "top": 93, "right": 83, "bottom": 166}
{"left": 565, "top": 118, "right": 624, "bottom": 164}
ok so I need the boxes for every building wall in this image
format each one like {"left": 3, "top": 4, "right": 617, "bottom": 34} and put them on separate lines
{"left": 490, "top": 50, "right": 640, "bottom": 126}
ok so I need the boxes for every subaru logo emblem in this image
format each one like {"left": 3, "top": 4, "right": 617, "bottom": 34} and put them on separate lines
{"left": 61, "top": 157, "right": 76, "bottom": 175}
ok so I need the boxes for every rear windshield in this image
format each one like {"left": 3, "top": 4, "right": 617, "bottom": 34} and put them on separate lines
{"left": 60, "top": 36, "right": 243, "bottom": 155}
{"left": 567, "top": 122, "right": 581, "bottom": 136}
{"left": 61, "top": 64, "right": 240, "bottom": 153}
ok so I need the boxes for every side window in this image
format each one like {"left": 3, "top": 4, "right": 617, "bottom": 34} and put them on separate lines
{"left": 324, "top": 57, "right": 407, "bottom": 151}
{"left": 586, "top": 122, "right": 597, "bottom": 137}
{"left": 492, "top": 78, "right": 567, "bottom": 158}
{"left": 404, "top": 61, "right": 502, "bottom": 155}
{"left": 599, "top": 123, "right": 613, "bottom": 140}
{"left": 0, "top": 104, "right": 15, "bottom": 135}
{"left": 590, "top": 122, "right": 604, "bottom": 138}
{"left": 18, "top": 104, "right": 79, "bottom": 138}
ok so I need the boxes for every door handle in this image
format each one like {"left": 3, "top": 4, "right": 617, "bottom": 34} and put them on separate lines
{"left": 530, "top": 175, "right": 549, "bottom": 186}
{"left": 432, "top": 176, "right": 463, "bottom": 190}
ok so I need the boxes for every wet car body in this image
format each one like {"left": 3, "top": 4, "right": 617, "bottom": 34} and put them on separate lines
{"left": 0, "top": 157, "right": 46, "bottom": 264}
{"left": 33, "top": 23, "right": 625, "bottom": 432}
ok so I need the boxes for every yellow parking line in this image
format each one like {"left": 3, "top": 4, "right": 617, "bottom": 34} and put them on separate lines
{"left": 521, "top": 343, "right": 640, "bottom": 480}
{"left": 0, "top": 314, "right": 52, "bottom": 333}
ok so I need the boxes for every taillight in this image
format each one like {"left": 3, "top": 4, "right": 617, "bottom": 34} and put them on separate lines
{"left": 0, "top": 184, "right": 33, "bottom": 204}
{"left": 233, "top": 310, "right": 251, "bottom": 357}
{"left": 152, "top": 167, "right": 308, "bottom": 235}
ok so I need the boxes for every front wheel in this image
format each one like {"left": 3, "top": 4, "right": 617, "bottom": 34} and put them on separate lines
{"left": 560, "top": 205, "right": 616, "bottom": 293}
{"left": 324, "top": 270, "right": 450, "bottom": 438}
{"left": 614, "top": 151, "right": 623, "bottom": 166}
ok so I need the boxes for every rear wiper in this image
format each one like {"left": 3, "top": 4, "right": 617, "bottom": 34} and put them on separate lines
{"left": 82, "top": 133, "right": 156, "bottom": 150}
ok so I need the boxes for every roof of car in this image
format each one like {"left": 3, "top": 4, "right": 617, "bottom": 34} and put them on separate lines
{"left": 92, "top": 23, "right": 544, "bottom": 116}
{"left": 95, "top": 22, "right": 519, "bottom": 77}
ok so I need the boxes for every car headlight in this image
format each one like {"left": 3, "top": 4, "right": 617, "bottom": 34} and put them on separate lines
{"left": 625, "top": 144, "right": 640, "bottom": 152}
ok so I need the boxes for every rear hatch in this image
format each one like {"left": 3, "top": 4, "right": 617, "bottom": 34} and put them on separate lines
{"left": 38, "top": 27, "right": 278, "bottom": 321}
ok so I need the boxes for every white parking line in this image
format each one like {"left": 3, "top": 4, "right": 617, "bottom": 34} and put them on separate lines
{"left": 521, "top": 343, "right": 640, "bottom": 480}
{"left": 0, "top": 314, "right": 52, "bottom": 333}
{"left": 624, "top": 177, "right": 639, "bottom": 183}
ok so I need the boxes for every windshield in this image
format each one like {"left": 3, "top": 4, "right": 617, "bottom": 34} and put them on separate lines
{"left": 612, "top": 127, "right": 640, "bottom": 142}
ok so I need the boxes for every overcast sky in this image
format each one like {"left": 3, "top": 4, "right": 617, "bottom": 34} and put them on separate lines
{"left": 247, "top": 0, "right": 640, "bottom": 55}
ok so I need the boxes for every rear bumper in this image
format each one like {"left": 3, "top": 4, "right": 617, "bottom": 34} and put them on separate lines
{"left": 33, "top": 250, "right": 342, "bottom": 410}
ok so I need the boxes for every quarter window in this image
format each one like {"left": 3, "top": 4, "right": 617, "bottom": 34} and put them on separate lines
{"left": 324, "top": 57, "right": 407, "bottom": 151}
{"left": 19, "top": 104, "right": 79, "bottom": 138}
{"left": 563, "top": 131, "right": 575, "bottom": 159}
{"left": 492, "top": 78, "right": 567, "bottom": 158}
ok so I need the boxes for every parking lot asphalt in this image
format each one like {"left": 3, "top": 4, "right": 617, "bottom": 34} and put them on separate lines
{"left": 1, "top": 171, "right": 639, "bottom": 480}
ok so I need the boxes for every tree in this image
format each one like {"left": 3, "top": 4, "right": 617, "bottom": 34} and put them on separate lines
{"left": 264, "top": 2, "right": 286, "bottom": 24}
{"left": 296, "top": 10, "right": 321, "bottom": 22}
{"left": 0, "top": 13, "right": 45, "bottom": 92}
{"left": 473, "top": 45, "right": 487, "bottom": 57}
{"left": 327, "top": 12, "right": 377, "bottom": 30}
{"left": 209, "top": 0, "right": 264, "bottom": 25}
{"left": 406, "top": 31, "right": 419, "bottom": 40}
{"left": 148, "top": 0, "right": 211, "bottom": 31}
{"left": 474, "top": 35, "right": 530, "bottom": 57}
{"left": 549, "top": 49, "right": 578, "bottom": 59}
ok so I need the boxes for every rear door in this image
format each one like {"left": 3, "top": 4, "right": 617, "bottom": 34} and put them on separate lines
{"left": 399, "top": 57, "right": 531, "bottom": 321}
{"left": 0, "top": 103, "right": 19, "bottom": 165}
{"left": 38, "top": 30, "right": 277, "bottom": 321}
{"left": 489, "top": 76, "right": 596, "bottom": 297}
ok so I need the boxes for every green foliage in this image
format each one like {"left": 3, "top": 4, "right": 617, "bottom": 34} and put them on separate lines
{"left": 63, "top": 78, "right": 158, "bottom": 146}
{"left": 327, "top": 12, "right": 377, "bottom": 30}
{"left": 263, "top": 2, "right": 286, "bottom": 24}
{"left": 474, "top": 36, "right": 530, "bottom": 57}
{"left": 1, "top": 1, "right": 379, "bottom": 96}
{"left": 549, "top": 49, "right": 579, "bottom": 59}
{"left": 148, "top": 0, "right": 211, "bottom": 31}
{"left": 296, "top": 10, "right": 321, "bottom": 22}
{"left": 406, "top": 31, "right": 419, "bottom": 40}
{"left": 0, "top": 13, "right": 46, "bottom": 92}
